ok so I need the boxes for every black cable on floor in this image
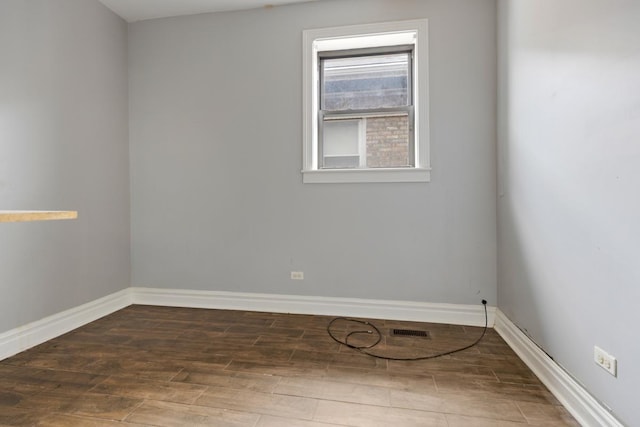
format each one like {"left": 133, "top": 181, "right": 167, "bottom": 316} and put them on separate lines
{"left": 326, "top": 300, "right": 488, "bottom": 361}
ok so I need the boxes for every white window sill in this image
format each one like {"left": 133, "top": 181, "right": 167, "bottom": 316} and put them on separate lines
{"left": 302, "top": 168, "right": 431, "bottom": 184}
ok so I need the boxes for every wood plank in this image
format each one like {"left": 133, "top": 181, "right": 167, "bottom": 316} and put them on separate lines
{"left": 0, "top": 210, "right": 78, "bottom": 222}
{"left": 0, "top": 305, "right": 579, "bottom": 426}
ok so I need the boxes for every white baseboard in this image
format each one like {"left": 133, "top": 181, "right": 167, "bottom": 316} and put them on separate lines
{"left": 130, "top": 287, "right": 495, "bottom": 327}
{"left": 494, "top": 310, "right": 623, "bottom": 427}
{"left": 0, "top": 289, "right": 132, "bottom": 361}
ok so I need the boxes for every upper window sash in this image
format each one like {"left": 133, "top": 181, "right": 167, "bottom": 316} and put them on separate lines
{"left": 319, "top": 47, "right": 414, "bottom": 110}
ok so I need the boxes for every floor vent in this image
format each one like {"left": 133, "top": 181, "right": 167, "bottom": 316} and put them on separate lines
{"left": 392, "top": 329, "right": 430, "bottom": 338}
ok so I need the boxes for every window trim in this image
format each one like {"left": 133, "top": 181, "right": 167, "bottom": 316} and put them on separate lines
{"left": 302, "top": 19, "right": 430, "bottom": 184}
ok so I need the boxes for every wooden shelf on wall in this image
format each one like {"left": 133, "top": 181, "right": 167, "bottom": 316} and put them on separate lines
{"left": 0, "top": 210, "right": 78, "bottom": 223}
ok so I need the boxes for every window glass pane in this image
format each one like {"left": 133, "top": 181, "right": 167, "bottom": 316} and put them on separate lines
{"left": 321, "top": 114, "right": 411, "bottom": 169}
{"left": 323, "top": 155, "right": 360, "bottom": 169}
{"left": 322, "top": 119, "right": 361, "bottom": 169}
{"left": 322, "top": 52, "right": 409, "bottom": 111}
{"left": 323, "top": 119, "right": 359, "bottom": 156}
{"left": 365, "top": 113, "right": 410, "bottom": 168}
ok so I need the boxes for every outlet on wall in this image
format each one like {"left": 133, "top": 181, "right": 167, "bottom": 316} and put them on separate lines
{"left": 594, "top": 346, "right": 617, "bottom": 377}
{"left": 290, "top": 271, "right": 304, "bottom": 280}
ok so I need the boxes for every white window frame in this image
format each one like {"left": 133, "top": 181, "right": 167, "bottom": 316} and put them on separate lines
{"left": 302, "top": 19, "right": 430, "bottom": 184}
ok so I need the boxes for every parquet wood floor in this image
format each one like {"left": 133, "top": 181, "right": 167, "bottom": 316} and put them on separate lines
{"left": 0, "top": 305, "right": 579, "bottom": 426}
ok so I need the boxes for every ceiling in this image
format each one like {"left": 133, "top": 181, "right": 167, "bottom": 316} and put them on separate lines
{"left": 98, "top": 0, "right": 321, "bottom": 23}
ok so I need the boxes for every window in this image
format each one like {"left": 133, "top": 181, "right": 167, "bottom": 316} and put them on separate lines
{"left": 320, "top": 50, "right": 412, "bottom": 169}
{"left": 303, "top": 20, "right": 430, "bottom": 183}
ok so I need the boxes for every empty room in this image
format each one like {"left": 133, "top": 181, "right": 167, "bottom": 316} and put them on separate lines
{"left": 1, "top": 0, "right": 638, "bottom": 425}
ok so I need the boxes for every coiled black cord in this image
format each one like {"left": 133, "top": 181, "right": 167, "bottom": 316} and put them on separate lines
{"left": 327, "top": 300, "right": 488, "bottom": 361}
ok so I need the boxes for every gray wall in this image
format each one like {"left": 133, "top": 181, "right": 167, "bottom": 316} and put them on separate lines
{"left": 0, "top": 0, "right": 130, "bottom": 331}
{"left": 129, "top": 0, "right": 497, "bottom": 304}
{"left": 497, "top": 1, "right": 640, "bottom": 425}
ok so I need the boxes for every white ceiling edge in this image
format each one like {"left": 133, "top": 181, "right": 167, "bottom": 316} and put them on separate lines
{"left": 98, "top": 0, "right": 320, "bottom": 23}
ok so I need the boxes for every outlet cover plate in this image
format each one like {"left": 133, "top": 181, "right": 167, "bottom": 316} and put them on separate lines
{"left": 594, "top": 346, "right": 617, "bottom": 377}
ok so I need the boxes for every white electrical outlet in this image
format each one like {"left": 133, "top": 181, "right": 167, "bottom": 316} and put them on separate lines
{"left": 594, "top": 346, "right": 617, "bottom": 377}
{"left": 290, "top": 271, "right": 304, "bottom": 280}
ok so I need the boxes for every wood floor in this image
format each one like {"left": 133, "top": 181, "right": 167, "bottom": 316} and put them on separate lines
{"left": 0, "top": 305, "right": 578, "bottom": 426}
